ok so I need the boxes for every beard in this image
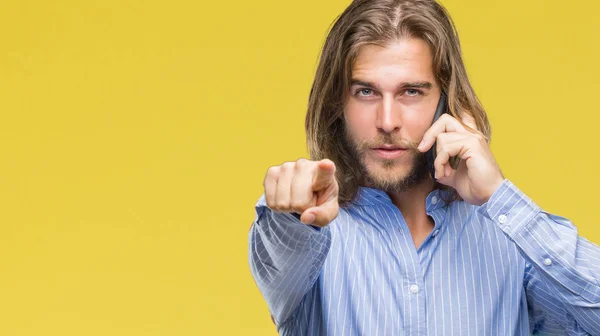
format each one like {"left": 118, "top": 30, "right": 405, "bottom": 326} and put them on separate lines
{"left": 344, "top": 127, "right": 429, "bottom": 193}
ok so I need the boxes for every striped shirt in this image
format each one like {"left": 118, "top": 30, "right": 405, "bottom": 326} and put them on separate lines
{"left": 248, "top": 179, "right": 600, "bottom": 335}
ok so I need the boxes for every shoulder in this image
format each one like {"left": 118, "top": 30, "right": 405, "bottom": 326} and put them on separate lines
{"left": 445, "top": 200, "right": 502, "bottom": 237}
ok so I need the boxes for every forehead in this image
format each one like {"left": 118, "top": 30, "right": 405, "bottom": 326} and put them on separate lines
{"left": 351, "top": 38, "right": 435, "bottom": 82}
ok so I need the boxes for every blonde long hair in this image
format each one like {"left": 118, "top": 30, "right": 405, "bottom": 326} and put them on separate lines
{"left": 305, "top": 0, "right": 490, "bottom": 206}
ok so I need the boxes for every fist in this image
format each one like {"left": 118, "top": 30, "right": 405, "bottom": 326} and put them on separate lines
{"left": 263, "top": 158, "right": 339, "bottom": 227}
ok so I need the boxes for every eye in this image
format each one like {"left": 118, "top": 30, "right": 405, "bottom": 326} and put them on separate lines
{"left": 356, "top": 88, "right": 374, "bottom": 96}
{"left": 405, "top": 89, "right": 422, "bottom": 97}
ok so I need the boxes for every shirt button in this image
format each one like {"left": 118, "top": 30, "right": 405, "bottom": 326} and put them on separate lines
{"left": 498, "top": 214, "right": 508, "bottom": 224}
{"left": 432, "top": 229, "right": 439, "bottom": 237}
{"left": 431, "top": 196, "right": 438, "bottom": 204}
{"left": 409, "top": 284, "right": 419, "bottom": 294}
{"left": 543, "top": 258, "right": 552, "bottom": 266}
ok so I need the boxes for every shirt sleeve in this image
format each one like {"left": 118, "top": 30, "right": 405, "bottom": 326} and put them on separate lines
{"left": 477, "top": 179, "right": 600, "bottom": 335}
{"left": 248, "top": 194, "right": 332, "bottom": 326}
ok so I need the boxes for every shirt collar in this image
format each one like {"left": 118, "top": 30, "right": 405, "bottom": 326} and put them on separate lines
{"left": 350, "top": 186, "right": 451, "bottom": 213}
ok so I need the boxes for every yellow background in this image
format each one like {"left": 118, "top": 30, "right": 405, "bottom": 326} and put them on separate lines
{"left": 0, "top": 0, "right": 598, "bottom": 335}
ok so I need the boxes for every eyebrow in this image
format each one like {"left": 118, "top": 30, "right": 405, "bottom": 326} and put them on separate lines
{"left": 350, "top": 79, "right": 433, "bottom": 91}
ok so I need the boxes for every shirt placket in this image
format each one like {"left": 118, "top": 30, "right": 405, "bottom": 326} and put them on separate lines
{"left": 382, "top": 203, "right": 428, "bottom": 336}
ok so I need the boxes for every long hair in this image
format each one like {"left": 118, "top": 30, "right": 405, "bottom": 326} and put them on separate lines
{"left": 305, "top": 0, "right": 491, "bottom": 207}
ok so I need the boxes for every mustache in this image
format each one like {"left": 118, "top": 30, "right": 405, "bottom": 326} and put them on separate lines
{"left": 357, "top": 135, "right": 421, "bottom": 152}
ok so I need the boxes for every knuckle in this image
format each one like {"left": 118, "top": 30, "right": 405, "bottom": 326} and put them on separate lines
{"left": 266, "top": 197, "right": 279, "bottom": 211}
{"left": 438, "top": 143, "right": 447, "bottom": 154}
{"left": 290, "top": 199, "right": 308, "bottom": 212}
{"left": 436, "top": 133, "right": 447, "bottom": 144}
{"left": 295, "top": 159, "right": 309, "bottom": 171}
{"left": 264, "top": 167, "right": 279, "bottom": 186}
{"left": 280, "top": 162, "right": 295, "bottom": 172}
{"left": 296, "top": 158, "right": 309, "bottom": 166}
{"left": 266, "top": 165, "right": 280, "bottom": 177}
{"left": 440, "top": 114, "right": 453, "bottom": 122}
{"left": 275, "top": 199, "right": 289, "bottom": 210}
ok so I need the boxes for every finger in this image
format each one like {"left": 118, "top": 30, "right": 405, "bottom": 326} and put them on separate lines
{"left": 434, "top": 136, "right": 482, "bottom": 179}
{"left": 264, "top": 166, "right": 280, "bottom": 210}
{"left": 274, "top": 162, "right": 295, "bottom": 211}
{"left": 439, "top": 135, "right": 483, "bottom": 161}
{"left": 460, "top": 113, "right": 490, "bottom": 144}
{"left": 434, "top": 148, "right": 464, "bottom": 180}
{"left": 312, "top": 159, "right": 336, "bottom": 191}
{"left": 436, "top": 132, "right": 469, "bottom": 170}
{"left": 290, "top": 160, "right": 317, "bottom": 213}
{"left": 434, "top": 133, "right": 470, "bottom": 179}
{"left": 460, "top": 112, "right": 478, "bottom": 131}
{"left": 434, "top": 149, "right": 451, "bottom": 180}
{"left": 444, "top": 163, "right": 453, "bottom": 178}
{"left": 301, "top": 197, "right": 339, "bottom": 227}
{"left": 418, "top": 114, "right": 467, "bottom": 152}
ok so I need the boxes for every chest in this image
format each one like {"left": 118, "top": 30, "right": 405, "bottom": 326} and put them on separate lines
{"left": 316, "top": 209, "right": 528, "bottom": 334}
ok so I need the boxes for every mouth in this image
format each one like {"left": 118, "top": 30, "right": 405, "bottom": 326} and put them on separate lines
{"left": 371, "top": 146, "right": 407, "bottom": 159}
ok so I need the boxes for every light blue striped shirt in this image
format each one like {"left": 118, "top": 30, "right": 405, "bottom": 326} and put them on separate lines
{"left": 248, "top": 179, "right": 600, "bottom": 335}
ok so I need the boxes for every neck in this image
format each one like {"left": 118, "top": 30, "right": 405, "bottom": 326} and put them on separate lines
{"left": 387, "top": 176, "right": 436, "bottom": 248}
{"left": 387, "top": 176, "right": 435, "bottom": 220}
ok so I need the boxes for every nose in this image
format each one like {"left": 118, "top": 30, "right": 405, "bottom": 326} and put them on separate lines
{"left": 376, "top": 95, "right": 401, "bottom": 134}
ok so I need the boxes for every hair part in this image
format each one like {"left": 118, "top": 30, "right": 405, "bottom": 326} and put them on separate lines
{"left": 305, "top": 0, "right": 491, "bottom": 207}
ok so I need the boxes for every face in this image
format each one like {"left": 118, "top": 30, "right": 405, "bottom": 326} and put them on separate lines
{"left": 343, "top": 38, "right": 441, "bottom": 192}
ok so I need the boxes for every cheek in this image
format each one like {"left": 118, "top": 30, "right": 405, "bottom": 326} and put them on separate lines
{"left": 403, "top": 113, "right": 432, "bottom": 139}
{"left": 344, "top": 102, "right": 376, "bottom": 139}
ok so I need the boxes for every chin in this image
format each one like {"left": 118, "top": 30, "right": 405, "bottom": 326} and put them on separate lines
{"left": 360, "top": 154, "right": 428, "bottom": 192}
{"left": 364, "top": 159, "right": 411, "bottom": 183}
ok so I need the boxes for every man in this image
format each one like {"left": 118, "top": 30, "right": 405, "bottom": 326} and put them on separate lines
{"left": 248, "top": 0, "right": 600, "bottom": 334}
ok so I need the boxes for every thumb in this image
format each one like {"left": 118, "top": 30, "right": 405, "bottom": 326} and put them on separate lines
{"left": 300, "top": 198, "right": 339, "bottom": 227}
{"left": 312, "top": 159, "right": 336, "bottom": 191}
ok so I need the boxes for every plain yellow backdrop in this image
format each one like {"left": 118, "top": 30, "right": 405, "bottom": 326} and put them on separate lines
{"left": 0, "top": 0, "right": 599, "bottom": 335}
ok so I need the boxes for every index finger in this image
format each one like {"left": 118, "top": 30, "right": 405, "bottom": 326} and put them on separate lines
{"left": 312, "top": 159, "right": 336, "bottom": 191}
{"left": 459, "top": 113, "right": 487, "bottom": 141}
{"left": 417, "top": 114, "right": 466, "bottom": 152}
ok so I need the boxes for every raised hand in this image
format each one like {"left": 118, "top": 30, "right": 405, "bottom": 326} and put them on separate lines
{"left": 418, "top": 114, "right": 505, "bottom": 205}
